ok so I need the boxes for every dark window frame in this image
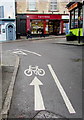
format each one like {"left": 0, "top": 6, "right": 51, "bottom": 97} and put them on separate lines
{"left": 70, "top": 6, "right": 83, "bottom": 29}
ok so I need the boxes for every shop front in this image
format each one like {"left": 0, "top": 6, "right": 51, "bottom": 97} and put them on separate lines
{"left": 26, "top": 14, "right": 69, "bottom": 36}
{"left": 66, "top": 2, "right": 83, "bottom": 37}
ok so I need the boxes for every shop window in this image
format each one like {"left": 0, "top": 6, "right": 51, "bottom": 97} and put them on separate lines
{"left": 79, "top": 8, "right": 83, "bottom": 28}
{"left": 31, "top": 20, "right": 44, "bottom": 34}
{"left": 48, "top": 20, "right": 60, "bottom": 34}
{"left": 70, "top": 7, "right": 83, "bottom": 29}
{"left": 70, "top": 10, "right": 74, "bottom": 29}
{"left": 0, "top": 6, "right": 4, "bottom": 18}
{"left": 74, "top": 8, "right": 78, "bottom": 28}
{"left": 49, "top": 0, "right": 58, "bottom": 11}
{"left": 28, "top": 0, "right": 37, "bottom": 11}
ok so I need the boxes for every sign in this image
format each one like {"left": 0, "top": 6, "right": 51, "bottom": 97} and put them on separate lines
{"left": 62, "top": 15, "right": 69, "bottom": 20}
{"left": 26, "top": 14, "right": 61, "bottom": 20}
{"left": 68, "top": 3, "right": 78, "bottom": 11}
{"left": 38, "top": 16, "right": 50, "bottom": 19}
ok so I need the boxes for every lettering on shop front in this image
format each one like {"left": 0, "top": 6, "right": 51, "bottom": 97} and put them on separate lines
{"left": 38, "top": 16, "right": 50, "bottom": 19}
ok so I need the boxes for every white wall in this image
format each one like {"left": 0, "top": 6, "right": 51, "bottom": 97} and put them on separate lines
{"left": 0, "top": 0, "right": 16, "bottom": 41}
{"left": 0, "top": 22, "right": 16, "bottom": 41}
{"left": 0, "top": 0, "right": 15, "bottom": 19}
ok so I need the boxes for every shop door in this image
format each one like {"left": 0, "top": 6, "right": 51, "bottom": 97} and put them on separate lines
{"left": 20, "top": 19, "right": 26, "bottom": 36}
{"left": 48, "top": 20, "right": 60, "bottom": 35}
{"left": 8, "top": 25, "right": 13, "bottom": 40}
{"left": 53, "top": 21, "right": 60, "bottom": 35}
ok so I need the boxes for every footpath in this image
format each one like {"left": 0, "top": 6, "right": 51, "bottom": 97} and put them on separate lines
{"left": 0, "top": 35, "right": 84, "bottom": 46}
{"left": 0, "top": 51, "right": 20, "bottom": 119}
{"left": 0, "top": 35, "right": 83, "bottom": 119}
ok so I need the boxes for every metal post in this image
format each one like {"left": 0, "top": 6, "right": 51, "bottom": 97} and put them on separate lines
{"left": 78, "top": 15, "right": 80, "bottom": 43}
{"left": 83, "top": 1, "right": 84, "bottom": 37}
{"left": 78, "top": 27, "right": 80, "bottom": 43}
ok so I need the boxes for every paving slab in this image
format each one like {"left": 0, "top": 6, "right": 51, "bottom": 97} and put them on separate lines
{"left": 0, "top": 51, "right": 20, "bottom": 119}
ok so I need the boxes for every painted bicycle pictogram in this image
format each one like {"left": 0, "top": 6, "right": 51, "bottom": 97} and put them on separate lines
{"left": 24, "top": 65, "right": 45, "bottom": 76}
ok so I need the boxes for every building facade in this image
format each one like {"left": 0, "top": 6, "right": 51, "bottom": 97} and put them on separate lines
{"left": 16, "top": 0, "right": 69, "bottom": 37}
{"left": 0, "top": 0, "right": 16, "bottom": 41}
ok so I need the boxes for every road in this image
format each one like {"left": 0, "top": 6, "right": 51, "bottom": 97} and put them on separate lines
{"left": 2, "top": 38, "right": 82, "bottom": 119}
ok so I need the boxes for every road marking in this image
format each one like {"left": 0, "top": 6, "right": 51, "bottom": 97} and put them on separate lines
{"left": 13, "top": 50, "right": 27, "bottom": 55}
{"left": 30, "top": 76, "right": 45, "bottom": 111}
{"left": 24, "top": 65, "right": 45, "bottom": 76}
{"left": 20, "top": 49, "right": 41, "bottom": 57}
{"left": 47, "top": 64, "right": 76, "bottom": 114}
{"left": 8, "top": 49, "right": 41, "bottom": 57}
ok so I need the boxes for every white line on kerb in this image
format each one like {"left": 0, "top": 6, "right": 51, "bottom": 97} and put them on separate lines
{"left": 47, "top": 64, "right": 76, "bottom": 114}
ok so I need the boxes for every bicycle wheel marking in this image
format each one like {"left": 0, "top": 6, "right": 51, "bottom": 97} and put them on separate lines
{"left": 24, "top": 65, "right": 45, "bottom": 77}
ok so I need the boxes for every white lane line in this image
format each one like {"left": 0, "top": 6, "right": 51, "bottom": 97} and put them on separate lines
{"left": 47, "top": 64, "right": 76, "bottom": 114}
{"left": 30, "top": 76, "right": 45, "bottom": 111}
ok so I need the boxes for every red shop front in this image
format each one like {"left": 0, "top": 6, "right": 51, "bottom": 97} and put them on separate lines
{"left": 26, "top": 14, "right": 69, "bottom": 35}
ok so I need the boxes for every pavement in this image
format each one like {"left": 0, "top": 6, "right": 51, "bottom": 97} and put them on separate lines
{"left": 0, "top": 51, "right": 20, "bottom": 119}
{"left": 0, "top": 35, "right": 83, "bottom": 119}
{"left": 0, "top": 35, "right": 84, "bottom": 46}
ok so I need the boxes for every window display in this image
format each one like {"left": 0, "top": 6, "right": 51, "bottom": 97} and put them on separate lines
{"left": 31, "top": 20, "right": 43, "bottom": 34}
{"left": 30, "top": 19, "right": 60, "bottom": 35}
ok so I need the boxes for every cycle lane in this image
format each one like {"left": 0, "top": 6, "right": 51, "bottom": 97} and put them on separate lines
{"left": 7, "top": 50, "right": 82, "bottom": 119}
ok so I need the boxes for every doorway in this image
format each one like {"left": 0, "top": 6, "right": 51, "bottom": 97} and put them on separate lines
{"left": 48, "top": 20, "right": 60, "bottom": 35}
{"left": 6, "top": 24, "right": 15, "bottom": 40}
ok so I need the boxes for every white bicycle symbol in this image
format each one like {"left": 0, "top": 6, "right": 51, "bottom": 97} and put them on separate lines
{"left": 24, "top": 65, "right": 45, "bottom": 76}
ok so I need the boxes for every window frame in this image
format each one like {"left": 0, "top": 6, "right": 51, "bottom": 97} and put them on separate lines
{"left": 49, "top": 0, "right": 58, "bottom": 12}
{"left": 70, "top": 6, "right": 83, "bottom": 29}
{"left": 28, "top": 0, "right": 37, "bottom": 11}
{"left": 0, "top": 6, "right": 4, "bottom": 18}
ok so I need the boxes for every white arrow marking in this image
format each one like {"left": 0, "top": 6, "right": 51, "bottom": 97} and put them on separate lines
{"left": 8, "top": 49, "right": 41, "bottom": 56}
{"left": 48, "top": 64, "right": 76, "bottom": 114}
{"left": 30, "top": 76, "right": 45, "bottom": 111}
{"left": 20, "top": 49, "right": 41, "bottom": 57}
{"left": 13, "top": 50, "right": 27, "bottom": 55}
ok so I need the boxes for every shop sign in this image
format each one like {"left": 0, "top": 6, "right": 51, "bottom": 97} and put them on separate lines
{"left": 68, "top": 3, "right": 78, "bottom": 11}
{"left": 26, "top": 14, "right": 61, "bottom": 20}
{"left": 62, "top": 15, "right": 69, "bottom": 20}
{"left": 38, "top": 16, "right": 50, "bottom": 19}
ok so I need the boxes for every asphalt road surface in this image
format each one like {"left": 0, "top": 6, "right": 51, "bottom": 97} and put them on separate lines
{"left": 2, "top": 39, "right": 82, "bottom": 119}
